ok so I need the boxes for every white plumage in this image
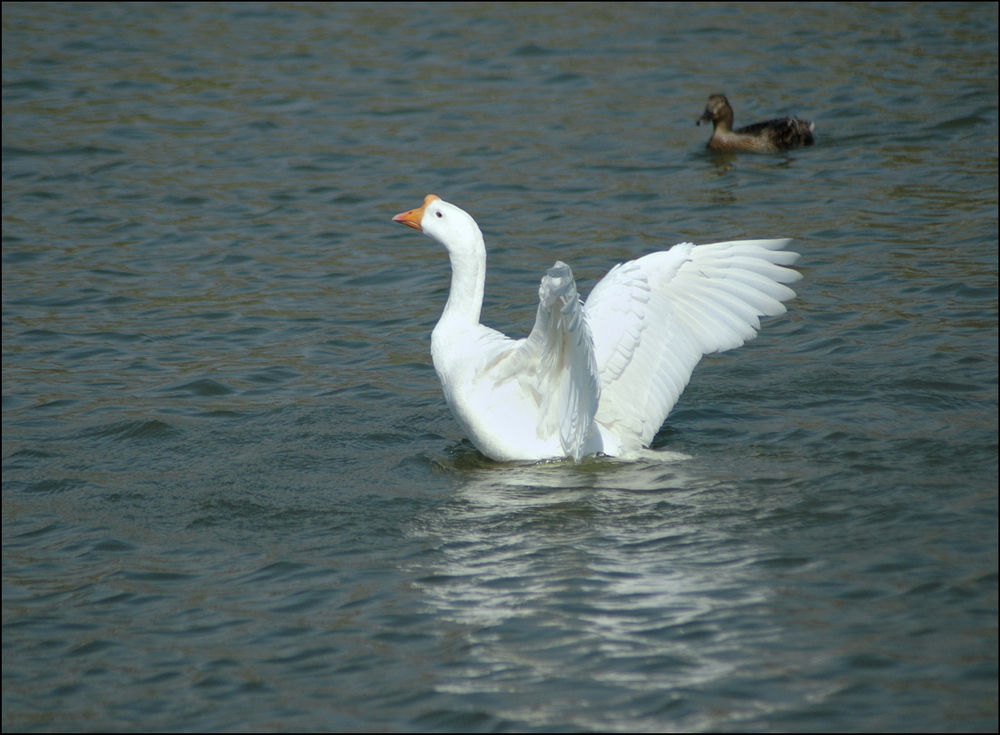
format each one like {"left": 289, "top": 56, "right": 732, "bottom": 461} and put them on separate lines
{"left": 392, "top": 195, "right": 801, "bottom": 462}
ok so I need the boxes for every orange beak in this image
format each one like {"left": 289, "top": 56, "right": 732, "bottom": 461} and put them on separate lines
{"left": 392, "top": 194, "right": 441, "bottom": 231}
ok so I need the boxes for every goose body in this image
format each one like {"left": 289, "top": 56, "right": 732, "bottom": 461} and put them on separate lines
{"left": 392, "top": 195, "right": 801, "bottom": 462}
{"left": 698, "top": 94, "right": 815, "bottom": 152}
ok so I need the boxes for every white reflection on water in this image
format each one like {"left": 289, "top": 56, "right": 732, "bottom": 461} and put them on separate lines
{"left": 408, "top": 456, "right": 792, "bottom": 729}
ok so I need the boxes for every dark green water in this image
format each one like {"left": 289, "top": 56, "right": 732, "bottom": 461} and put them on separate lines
{"left": 3, "top": 2, "right": 996, "bottom": 731}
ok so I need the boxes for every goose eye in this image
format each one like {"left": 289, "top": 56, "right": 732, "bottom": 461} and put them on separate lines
{"left": 435, "top": 211, "right": 443, "bottom": 218}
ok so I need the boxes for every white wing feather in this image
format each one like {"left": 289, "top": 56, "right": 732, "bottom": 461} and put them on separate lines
{"left": 584, "top": 239, "right": 801, "bottom": 453}
{"left": 493, "top": 261, "right": 600, "bottom": 460}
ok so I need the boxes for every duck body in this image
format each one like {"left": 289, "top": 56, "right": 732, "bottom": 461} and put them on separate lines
{"left": 393, "top": 195, "right": 801, "bottom": 462}
{"left": 698, "top": 93, "right": 815, "bottom": 152}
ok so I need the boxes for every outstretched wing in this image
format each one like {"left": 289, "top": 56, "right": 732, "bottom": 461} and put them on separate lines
{"left": 499, "top": 261, "right": 600, "bottom": 460}
{"left": 584, "top": 239, "right": 801, "bottom": 452}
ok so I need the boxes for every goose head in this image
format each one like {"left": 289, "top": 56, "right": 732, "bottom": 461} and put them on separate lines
{"left": 392, "top": 194, "right": 483, "bottom": 256}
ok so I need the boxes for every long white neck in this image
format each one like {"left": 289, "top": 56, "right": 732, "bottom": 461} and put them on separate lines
{"left": 438, "top": 223, "right": 487, "bottom": 329}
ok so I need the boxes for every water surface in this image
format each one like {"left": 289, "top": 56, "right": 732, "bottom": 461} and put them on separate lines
{"left": 3, "top": 3, "right": 997, "bottom": 732}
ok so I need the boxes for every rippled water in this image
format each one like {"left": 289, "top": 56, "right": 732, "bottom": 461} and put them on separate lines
{"left": 3, "top": 2, "right": 997, "bottom": 732}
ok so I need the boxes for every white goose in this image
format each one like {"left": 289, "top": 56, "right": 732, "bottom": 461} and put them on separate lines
{"left": 392, "top": 195, "right": 801, "bottom": 462}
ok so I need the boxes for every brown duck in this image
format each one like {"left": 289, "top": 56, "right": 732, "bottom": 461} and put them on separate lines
{"left": 697, "top": 94, "right": 815, "bottom": 153}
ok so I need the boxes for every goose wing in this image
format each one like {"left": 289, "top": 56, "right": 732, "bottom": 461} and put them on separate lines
{"left": 495, "top": 261, "right": 600, "bottom": 459}
{"left": 584, "top": 239, "right": 801, "bottom": 452}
